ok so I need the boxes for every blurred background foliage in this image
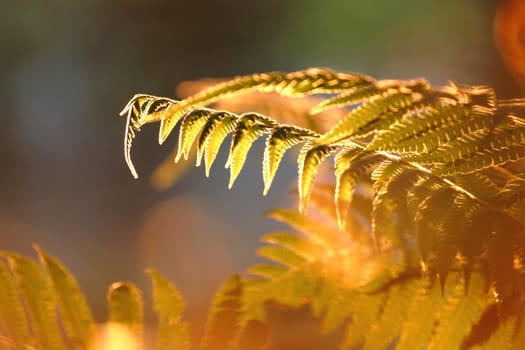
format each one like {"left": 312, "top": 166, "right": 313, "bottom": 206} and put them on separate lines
{"left": 0, "top": 0, "right": 520, "bottom": 335}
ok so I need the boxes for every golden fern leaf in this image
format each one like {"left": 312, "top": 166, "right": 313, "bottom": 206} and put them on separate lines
{"left": 318, "top": 288, "right": 355, "bottom": 334}
{"left": 6, "top": 253, "right": 66, "bottom": 350}
{"left": 147, "top": 269, "right": 190, "bottom": 350}
{"left": 414, "top": 187, "right": 456, "bottom": 267}
{"left": 406, "top": 176, "right": 443, "bottom": 215}
{"left": 266, "top": 209, "right": 340, "bottom": 244}
{"left": 370, "top": 160, "right": 408, "bottom": 191}
{"left": 200, "top": 114, "right": 237, "bottom": 177}
{"left": 333, "top": 148, "right": 378, "bottom": 229}
{"left": 407, "top": 115, "right": 525, "bottom": 171}
{"left": 0, "top": 248, "right": 198, "bottom": 350}
{"left": 35, "top": 245, "right": 95, "bottom": 348}
{"left": 175, "top": 109, "right": 212, "bottom": 162}
{"left": 396, "top": 279, "right": 444, "bottom": 350}
{"left": 339, "top": 292, "right": 387, "bottom": 350}
{"left": 201, "top": 275, "right": 243, "bottom": 350}
{"left": 490, "top": 173, "right": 525, "bottom": 206}
{"left": 435, "top": 144, "right": 525, "bottom": 175}
{"left": 262, "top": 126, "right": 316, "bottom": 195}
{"left": 194, "top": 111, "right": 231, "bottom": 165}
{"left": 129, "top": 68, "right": 372, "bottom": 148}
{"left": 371, "top": 165, "right": 422, "bottom": 258}
{"left": 454, "top": 173, "right": 501, "bottom": 202}
{"left": 297, "top": 142, "right": 337, "bottom": 213}
{"left": 120, "top": 70, "right": 525, "bottom": 345}
{"left": 0, "top": 259, "right": 33, "bottom": 348}
{"left": 256, "top": 245, "right": 306, "bottom": 268}
{"left": 310, "top": 83, "right": 378, "bottom": 114}
{"left": 233, "top": 204, "right": 385, "bottom": 347}
{"left": 388, "top": 113, "right": 493, "bottom": 154}
{"left": 367, "top": 104, "right": 474, "bottom": 152}
{"left": 427, "top": 272, "right": 488, "bottom": 350}
{"left": 371, "top": 189, "right": 401, "bottom": 255}
{"left": 434, "top": 195, "right": 472, "bottom": 287}
{"left": 119, "top": 95, "right": 178, "bottom": 178}
{"left": 317, "top": 91, "right": 419, "bottom": 145}
{"left": 226, "top": 113, "right": 275, "bottom": 188}
{"left": 362, "top": 280, "right": 422, "bottom": 350}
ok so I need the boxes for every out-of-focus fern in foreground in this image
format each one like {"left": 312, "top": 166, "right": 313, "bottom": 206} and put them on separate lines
{"left": 0, "top": 246, "right": 190, "bottom": 350}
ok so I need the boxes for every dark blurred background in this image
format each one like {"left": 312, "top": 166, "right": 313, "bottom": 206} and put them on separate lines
{"left": 0, "top": 0, "right": 520, "bottom": 337}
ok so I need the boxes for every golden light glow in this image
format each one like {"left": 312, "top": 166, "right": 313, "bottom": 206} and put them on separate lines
{"left": 88, "top": 323, "right": 141, "bottom": 350}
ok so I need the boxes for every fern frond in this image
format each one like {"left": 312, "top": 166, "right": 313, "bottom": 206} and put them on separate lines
{"left": 340, "top": 292, "right": 387, "bottom": 350}
{"left": 232, "top": 204, "right": 386, "bottom": 348}
{"left": 120, "top": 69, "right": 525, "bottom": 348}
{"left": 454, "top": 173, "right": 502, "bottom": 201}
{"left": 407, "top": 115, "right": 525, "bottom": 170}
{"left": 0, "top": 259, "right": 33, "bottom": 348}
{"left": 201, "top": 275, "right": 244, "bottom": 350}
{"left": 227, "top": 113, "right": 275, "bottom": 188}
{"left": 491, "top": 173, "right": 525, "bottom": 206}
{"left": 372, "top": 164, "right": 422, "bottom": 258}
{"left": 362, "top": 280, "right": 422, "bottom": 350}
{"left": 414, "top": 187, "right": 456, "bottom": 265}
{"left": 120, "top": 70, "right": 525, "bottom": 233}
{"left": 386, "top": 113, "right": 493, "bottom": 154}
{"left": 201, "top": 113, "right": 237, "bottom": 176}
{"left": 259, "top": 231, "right": 320, "bottom": 260}
{"left": 371, "top": 188, "right": 405, "bottom": 263}
{"left": 396, "top": 279, "right": 443, "bottom": 350}
{"left": 120, "top": 95, "right": 178, "bottom": 178}
{"left": 428, "top": 272, "right": 488, "bottom": 350}
{"left": 334, "top": 149, "right": 380, "bottom": 229}
{"left": 0, "top": 247, "right": 198, "bottom": 350}
{"left": 266, "top": 209, "right": 339, "bottom": 243}
{"left": 435, "top": 194, "right": 472, "bottom": 287}
{"left": 107, "top": 282, "right": 143, "bottom": 345}
{"left": 263, "top": 126, "right": 316, "bottom": 195}
{"left": 256, "top": 245, "right": 306, "bottom": 268}
{"left": 120, "top": 69, "right": 372, "bottom": 165}
{"left": 35, "top": 245, "right": 95, "bottom": 348}
{"left": 6, "top": 253, "right": 65, "bottom": 350}
{"left": 435, "top": 144, "right": 525, "bottom": 175}
{"left": 297, "top": 142, "right": 338, "bottom": 212}
{"left": 195, "top": 111, "right": 224, "bottom": 166}
{"left": 310, "top": 83, "right": 378, "bottom": 114}
{"left": 317, "top": 90, "right": 420, "bottom": 145}
{"left": 406, "top": 176, "right": 443, "bottom": 215}
{"left": 176, "top": 109, "right": 212, "bottom": 162}
{"left": 369, "top": 104, "right": 482, "bottom": 152}
{"left": 318, "top": 287, "right": 355, "bottom": 334}
{"left": 147, "top": 269, "right": 190, "bottom": 350}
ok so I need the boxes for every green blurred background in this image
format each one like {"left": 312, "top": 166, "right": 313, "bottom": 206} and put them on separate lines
{"left": 0, "top": 0, "right": 520, "bottom": 335}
